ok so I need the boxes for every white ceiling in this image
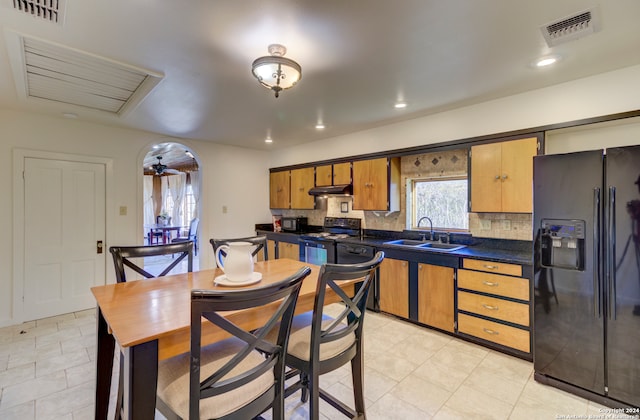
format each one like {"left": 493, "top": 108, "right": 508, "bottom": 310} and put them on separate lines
{"left": 1, "top": 1, "right": 639, "bottom": 151}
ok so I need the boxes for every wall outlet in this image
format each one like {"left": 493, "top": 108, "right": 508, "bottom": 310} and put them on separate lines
{"left": 480, "top": 219, "right": 491, "bottom": 230}
{"left": 502, "top": 219, "right": 511, "bottom": 230}
{"left": 119, "top": 206, "right": 127, "bottom": 216}
{"left": 222, "top": 205, "right": 228, "bottom": 214}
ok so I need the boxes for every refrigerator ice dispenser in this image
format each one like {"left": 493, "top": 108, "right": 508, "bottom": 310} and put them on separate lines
{"left": 540, "top": 219, "right": 585, "bottom": 270}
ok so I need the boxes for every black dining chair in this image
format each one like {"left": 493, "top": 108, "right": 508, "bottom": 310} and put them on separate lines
{"left": 108, "top": 241, "right": 194, "bottom": 419}
{"left": 155, "top": 266, "right": 312, "bottom": 420}
{"left": 172, "top": 217, "right": 200, "bottom": 255}
{"left": 109, "top": 241, "right": 193, "bottom": 283}
{"left": 272, "top": 251, "right": 384, "bottom": 420}
{"left": 210, "top": 235, "right": 269, "bottom": 261}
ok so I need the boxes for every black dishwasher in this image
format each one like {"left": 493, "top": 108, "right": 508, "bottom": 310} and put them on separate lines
{"left": 336, "top": 243, "right": 378, "bottom": 311}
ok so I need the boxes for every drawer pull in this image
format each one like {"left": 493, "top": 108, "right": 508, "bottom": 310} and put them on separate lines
{"left": 483, "top": 328, "right": 499, "bottom": 335}
{"left": 482, "top": 281, "right": 499, "bottom": 287}
{"left": 483, "top": 264, "right": 499, "bottom": 270}
{"left": 482, "top": 304, "right": 499, "bottom": 311}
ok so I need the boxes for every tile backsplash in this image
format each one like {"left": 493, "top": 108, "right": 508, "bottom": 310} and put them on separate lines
{"left": 273, "top": 149, "right": 533, "bottom": 241}
{"left": 468, "top": 212, "right": 532, "bottom": 241}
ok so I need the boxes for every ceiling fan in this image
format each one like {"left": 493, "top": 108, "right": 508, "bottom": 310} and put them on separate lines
{"left": 151, "top": 156, "right": 181, "bottom": 176}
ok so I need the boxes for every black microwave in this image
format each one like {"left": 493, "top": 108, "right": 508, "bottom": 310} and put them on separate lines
{"left": 282, "top": 217, "right": 308, "bottom": 232}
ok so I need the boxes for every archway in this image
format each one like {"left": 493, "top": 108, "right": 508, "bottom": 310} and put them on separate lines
{"left": 142, "top": 141, "right": 201, "bottom": 272}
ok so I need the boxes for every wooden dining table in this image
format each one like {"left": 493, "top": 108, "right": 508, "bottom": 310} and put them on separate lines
{"left": 145, "top": 223, "right": 185, "bottom": 244}
{"left": 92, "top": 258, "right": 355, "bottom": 420}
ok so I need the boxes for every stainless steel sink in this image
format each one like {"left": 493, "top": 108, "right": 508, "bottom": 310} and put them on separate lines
{"left": 383, "top": 239, "right": 427, "bottom": 246}
{"left": 416, "top": 242, "right": 466, "bottom": 252}
{"left": 382, "top": 239, "right": 466, "bottom": 252}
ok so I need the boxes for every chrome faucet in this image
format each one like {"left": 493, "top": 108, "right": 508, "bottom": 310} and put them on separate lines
{"left": 417, "top": 216, "right": 434, "bottom": 241}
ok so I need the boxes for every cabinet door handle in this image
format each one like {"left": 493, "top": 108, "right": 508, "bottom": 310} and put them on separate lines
{"left": 494, "top": 175, "right": 500, "bottom": 180}
{"left": 483, "top": 328, "right": 499, "bottom": 335}
{"left": 482, "top": 281, "right": 499, "bottom": 287}
{"left": 482, "top": 304, "right": 499, "bottom": 311}
{"left": 502, "top": 174, "right": 508, "bottom": 180}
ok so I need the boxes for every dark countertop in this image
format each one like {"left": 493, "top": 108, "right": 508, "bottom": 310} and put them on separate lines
{"left": 336, "top": 237, "right": 532, "bottom": 265}
{"left": 256, "top": 228, "right": 533, "bottom": 266}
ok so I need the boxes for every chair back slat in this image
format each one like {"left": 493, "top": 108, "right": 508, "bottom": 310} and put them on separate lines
{"left": 109, "top": 242, "right": 194, "bottom": 283}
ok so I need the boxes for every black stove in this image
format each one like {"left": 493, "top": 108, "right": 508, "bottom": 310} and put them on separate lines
{"left": 300, "top": 217, "right": 362, "bottom": 240}
{"left": 299, "top": 217, "right": 362, "bottom": 264}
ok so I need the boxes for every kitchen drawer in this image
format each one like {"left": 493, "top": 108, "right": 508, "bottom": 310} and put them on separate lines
{"left": 458, "top": 313, "right": 530, "bottom": 353}
{"left": 462, "top": 258, "right": 522, "bottom": 277}
{"left": 458, "top": 269, "right": 529, "bottom": 301}
{"left": 457, "top": 291, "right": 529, "bottom": 327}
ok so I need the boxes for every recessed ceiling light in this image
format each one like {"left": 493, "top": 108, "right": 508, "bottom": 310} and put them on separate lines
{"left": 533, "top": 55, "right": 561, "bottom": 68}
{"left": 265, "top": 137, "right": 273, "bottom": 144}
{"left": 315, "top": 123, "right": 325, "bottom": 130}
{"left": 62, "top": 112, "right": 78, "bottom": 119}
{"left": 394, "top": 102, "right": 407, "bottom": 109}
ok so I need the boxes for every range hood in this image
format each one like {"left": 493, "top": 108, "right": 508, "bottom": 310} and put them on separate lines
{"left": 308, "top": 184, "right": 352, "bottom": 196}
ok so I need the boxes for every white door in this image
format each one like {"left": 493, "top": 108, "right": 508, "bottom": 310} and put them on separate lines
{"left": 23, "top": 158, "right": 106, "bottom": 321}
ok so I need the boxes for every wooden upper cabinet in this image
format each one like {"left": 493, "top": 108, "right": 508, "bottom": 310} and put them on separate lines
{"left": 352, "top": 157, "right": 400, "bottom": 211}
{"left": 470, "top": 137, "right": 538, "bottom": 213}
{"left": 269, "top": 170, "right": 290, "bottom": 209}
{"left": 315, "top": 162, "right": 351, "bottom": 187}
{"left": 290, "top": 167, "right": 315, "bottom": 209}
{"left": 315, "top": 165, "right": 333, "bottom": 187}
{"left": 333, "top": 162, "right": 351, "bottom": 185}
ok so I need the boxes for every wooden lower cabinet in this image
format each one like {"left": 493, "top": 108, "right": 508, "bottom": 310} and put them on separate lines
{"left": 457, "top": 258, "right": 531, "bottom": 356}
{"left": 457, "top": 313, "right": 530, "bottom": 353}
{"left": 418, "top": 264, "right": 454, "bottom": 332}
{"left": 457, "top": 291, "right": 529, "bottom": 327}
{"left": 267, "top": 239, "right": 299, "bottom": 260}
{"left": 267, "top": 240, "right": 277, "bottom": 260}
{"left": 278, "top": 242, "right": 299, "bottom": 260}
{"left": 379, "top": 258, "right": 409, "bottom": 318}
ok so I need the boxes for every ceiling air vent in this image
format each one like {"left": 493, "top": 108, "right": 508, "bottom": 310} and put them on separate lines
{"left": 10, "top": 0, "right": 66, "bottom": 25}
{"left": 540, "top": 8, "right": 600, "bottom": 47}
{"left": 5, "top": 32, "right": 164, "bottom": 116}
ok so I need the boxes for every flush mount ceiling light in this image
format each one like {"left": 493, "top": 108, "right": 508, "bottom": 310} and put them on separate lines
{"left": 252, "top": 44, "right": 301, "bottom": 98}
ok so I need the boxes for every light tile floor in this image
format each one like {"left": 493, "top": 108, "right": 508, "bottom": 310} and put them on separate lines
{"left": 1, "top": 304, "right": 632, "bottom": 420}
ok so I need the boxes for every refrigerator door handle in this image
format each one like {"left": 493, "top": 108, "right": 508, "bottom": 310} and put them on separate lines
{"left": 594, "top": 187, "right": 602, "bottom": 318}
{"left": 608, "top": 186, "right": 617, "bottom": 320}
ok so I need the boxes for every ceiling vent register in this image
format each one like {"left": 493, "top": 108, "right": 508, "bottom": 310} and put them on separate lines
{"left": 5, "top": 32, "right": 164, "bottom": 116}
{"left": 11, "top": 0, "right": 64, "bottom": 24}
{"left": 540, "top": 8, "right": 600, "bottom": 47}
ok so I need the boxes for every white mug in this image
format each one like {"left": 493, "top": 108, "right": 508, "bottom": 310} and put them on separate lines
{"left": 215, "top": 241, "right": 254, "bottom": 282}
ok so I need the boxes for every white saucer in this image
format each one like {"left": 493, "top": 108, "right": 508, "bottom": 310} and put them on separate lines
{"left": 214, "top": 272, "right": 262, "bottom": 287}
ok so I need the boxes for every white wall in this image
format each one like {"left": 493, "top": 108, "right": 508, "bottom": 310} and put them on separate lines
{"left": 545, "top": 117, "right": 640, "bottom": 155}
{"left": 269, "top": 65, "right": 640, "bottom": 167}
{"left": 0, "top": 108, "right": 271, "bottom": 326}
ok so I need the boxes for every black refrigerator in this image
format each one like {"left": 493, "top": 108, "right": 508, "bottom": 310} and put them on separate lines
{"left": 533, "top": 146, "right": 640, "bottom": 409}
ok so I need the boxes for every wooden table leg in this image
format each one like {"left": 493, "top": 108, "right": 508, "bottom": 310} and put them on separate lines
{"left": 95, "top": 307, "right": 115, "bottom": 420}
{"left": 121, "top": 340, "right": 159, "bottom": 420}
